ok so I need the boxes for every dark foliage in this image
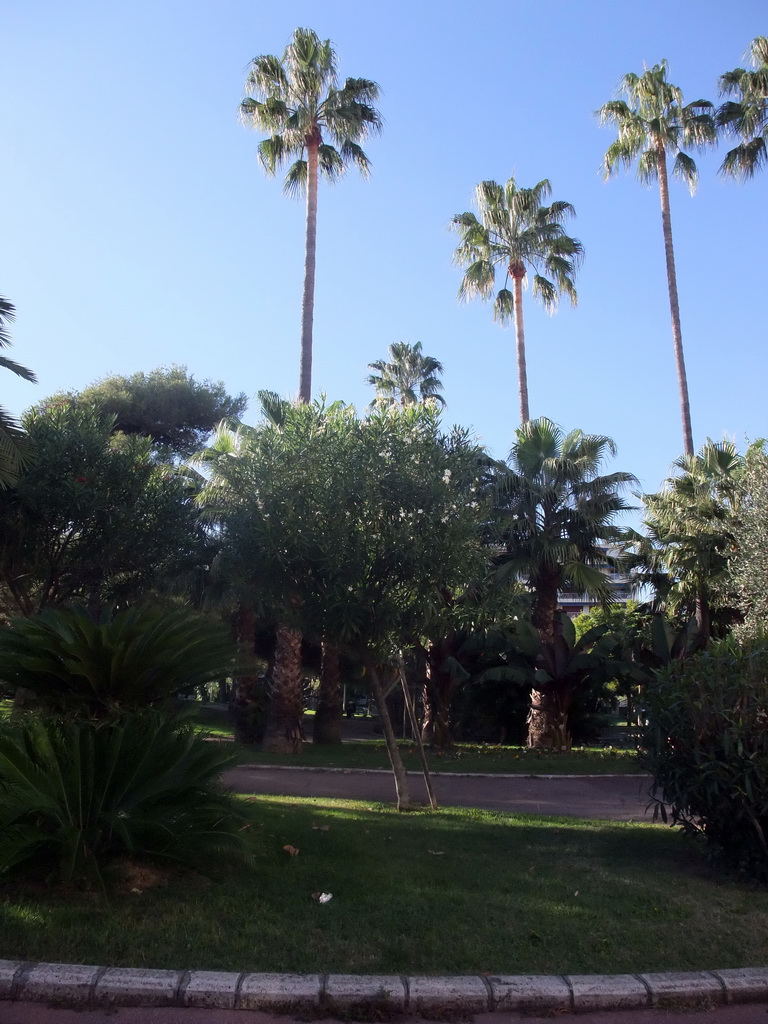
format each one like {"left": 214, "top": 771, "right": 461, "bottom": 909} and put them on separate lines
{"left": 0, "top": 712, "right": 257, "bottom": 888}
{"left": 0, "top": 604, "right": 237, "bottom": 717}
{"left": 642, "top": 640, "right": 768, "bottom": 881}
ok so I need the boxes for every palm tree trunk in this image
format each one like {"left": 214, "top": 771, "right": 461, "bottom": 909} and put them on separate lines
{"left": 261, "top": 623, "right": 305, "bottom": 753}
{"left": 512, "top": 271, "right": 530, "bottom": 423}
{"left": 528, "top": 571, "right": 561, "bottom": 749}
{"left": 527, "top": 685, "right": 571, "bottom": 750}
{"left": 313, "top": 640, "right": 342, "bottom": 744}
{"left": 421, "top": 637, "right": 457, "bottom": 751}
{"left": 695, "top": 592, "right": 711, "bottom": 647}
{"left": 230, "top": 603, "right": 267, "bottom": 745}
{"left": 657, "top": 148, "right": 694, "bottom": 457}
{"left": 299, "top": 134, "right": 320, "bottom": 404}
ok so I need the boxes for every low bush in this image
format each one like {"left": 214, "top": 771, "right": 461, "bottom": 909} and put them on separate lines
{"left": 0, "top": 603, "right": 236, "bottom": 716}
{"left": 0, "top": 712, "right": 257, "bottom": 889}
{"left": 641, "top": 639, "right": 768, "bottom": 881}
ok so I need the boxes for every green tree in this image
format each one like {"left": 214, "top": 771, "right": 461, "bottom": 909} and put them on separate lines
{"left": 492, "top": 418, "right": 636, "bottom": 748}
{"left": 197, "top": 398, "right": 361, "bottom": 753}
{"left": 597, "top": 62, "right": 716, "bottom": 457}
{"left": 0, "top": 297, "right": 36, "bottom": 488}
{"left": 240, "top": 28, "right": 382, "bottom": 403}
{"left": 76, "top": 366, "right": 247, "bottom": 459}
{"left": 717, "top": 36, "right": 768, "bottom": 180}
{"left": 199, "top": 402, "right": 487, "bottom": 804}
{"left": 628, "top": 440, "right": 743, "bottom": 645}
{"left": 729, "top": 443, "right": 768, "bottom": 638}
{"left": 0, "top": 403, "right": 205, "bottom": 617}
{"left": 452, "top": 178, "right": 582, "bottom": 424}
{"left": 366, "top": 341, "right": 445, "bottom": 409}
{"left": 573, "top": 600, "right": 653, "bottom": 726}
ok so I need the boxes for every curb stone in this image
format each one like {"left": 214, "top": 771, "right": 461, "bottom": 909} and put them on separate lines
{"left": 4, "top": 960, "right": 768, "bottom": 1014}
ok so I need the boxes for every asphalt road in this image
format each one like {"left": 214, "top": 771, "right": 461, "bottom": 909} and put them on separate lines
{"left": 222, "top": 765, "right": 657, "bottom": 821}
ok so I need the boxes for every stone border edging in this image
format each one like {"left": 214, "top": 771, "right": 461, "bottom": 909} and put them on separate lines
{"left": 237, "top": 763, "right": 648, "bottom": 780}
{"left": 3, "top": 961, "right": 768, "bottom": 1014}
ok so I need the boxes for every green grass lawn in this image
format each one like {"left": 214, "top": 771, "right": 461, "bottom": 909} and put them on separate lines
{"left": 194, "top": 705, "right": 642, "bottom": 775}
{"left": 2, "top": 797, "right": 766, "bottom": 976}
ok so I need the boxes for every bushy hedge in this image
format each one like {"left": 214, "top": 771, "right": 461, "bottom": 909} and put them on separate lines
{"left": 641, "top": 640, "right": 768, "bottom": 881}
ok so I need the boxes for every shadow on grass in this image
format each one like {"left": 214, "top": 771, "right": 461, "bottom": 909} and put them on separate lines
{"left": 1, "top": 798, "right": 763, "bottom": 978}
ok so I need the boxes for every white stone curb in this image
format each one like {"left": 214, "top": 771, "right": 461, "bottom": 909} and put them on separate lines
{"left": 3, "top": 960, "right": 768, "bottom": 1014}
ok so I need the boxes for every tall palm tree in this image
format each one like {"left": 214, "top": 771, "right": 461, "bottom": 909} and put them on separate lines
{"left": 493, "top": 418, "right": 636, "bottom": 747}
{"left": 597, "top": 62, "right": 716, "bottom": 457}
{"left": 717, "top": 36, "right": 768, "bottom": 180}
{"left": 366, "top": 341, "right": 445, "bottom": 409}
{"left": 0, "top": 297, "right": 36, "bottom": 488}
{"left": 240, "top": 28, "right": 382, "bottom": 403}
{"left": 452, "top": 178, "right": 583, "bottom": 424}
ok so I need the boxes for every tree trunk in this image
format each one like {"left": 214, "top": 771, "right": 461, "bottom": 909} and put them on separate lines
{"left": 299, "top": 133, "right": 320, "bottom": 404}
{"left": 527, "top": 685, "right": 571, "bottom": 750}
{"left": 421, "top": 637, "right": 457, "bottom": 751}
{"left": 368, "top": 661, "right": 412, "bottom": 811}
{"left": 528, "top": 572, "right": 563, "bottom": 749}
{"left": 695, "top": 592, "right": 711, "bottom": 647}
{"left": 657, "top": 147, "right": 694, "bottom": 457}
{"left": 313, "top": 640, "right": 343, "bottom": 744}
{"left": 261, "top": 623, "right": 305, "bottom": 753}
{"left": 230, "top": 603, "right": 267, "bottom": 745}
{"left": 512, "top": 269, "right": 530, "bottom": 424}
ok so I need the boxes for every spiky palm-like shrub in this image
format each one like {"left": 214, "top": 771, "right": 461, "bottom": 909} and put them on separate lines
{"left": 0, "top": 713, "right": 256, "bottom": 887}
{"left": 0, "top": 604, "right": 236, "bottom": 716}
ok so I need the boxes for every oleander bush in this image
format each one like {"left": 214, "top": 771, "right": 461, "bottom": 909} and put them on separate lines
{"left": 0, "top": 712, "right": 257, "bottom": 888}
{"left": 641, "top": 639, "right": 768, "bottom": 881}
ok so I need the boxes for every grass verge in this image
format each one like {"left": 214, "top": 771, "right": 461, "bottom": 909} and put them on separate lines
{"left": 194, "top": 706, "right": 641, "bottom": 775}
{"left": 2, "top": 797, "right": 766, "bottom": 976}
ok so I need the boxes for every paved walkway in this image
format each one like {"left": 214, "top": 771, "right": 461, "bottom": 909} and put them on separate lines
{"left": 222, "top": 764, "right": 656, "bottom": 821}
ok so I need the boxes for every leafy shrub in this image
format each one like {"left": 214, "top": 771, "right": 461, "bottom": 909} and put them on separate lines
{"left": 641, "top": 640, "right": 768, "bottom": 880}
{"left": 0, "top": 712, "right": 257, "bottom": 888}
{"left": 0, "top": 604, "right": 236, "bottom": 716}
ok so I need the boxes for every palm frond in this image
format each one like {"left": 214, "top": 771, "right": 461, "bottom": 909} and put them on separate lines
{"left": 338, "top": 139, "right": 371, "bottom": 176}
{"left": 531, "top": 275, "right": 558, "bottom": 314}
{"left": 720, "top": 137, "right": 767, "bottom": 179}
{"left": 493, "top": 288, "right": 515, "bottom": 324}
{"left": 457, "top": 259, "right": 496, "bottom": 302}
{"left": 636, "top": 148, "right": 660, "bottom": 184}
{"left": 282, "top": 159, "right": 308, "bottom": 197}
{"left": 672, "top": 151, "right": 698, "bottom": 193}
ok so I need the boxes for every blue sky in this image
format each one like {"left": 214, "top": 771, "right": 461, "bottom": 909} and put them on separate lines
{"left": 2, "top": 0, "right": 766, "bottom": 517}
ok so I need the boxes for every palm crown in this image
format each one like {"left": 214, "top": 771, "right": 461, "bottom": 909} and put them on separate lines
{"left": 0, "top": 297, "right": 36, "bottom": 488}
{"left": 452, "top": 178, "right": 582, "bottom": 320}
{"left": 452, "top": 178, "right": 582, "bottom": 425}
{"left": 366, "top": 341, "right": 445, "bottom": 409}
{"left": 240, "top": 27, "right": 382, "bottom": 197}
{"left": 597, "top": 61, "right": 716, "bottom": 193}
{"left": 494, "top": 418, "right": 636, "bottom": 629}
{"left": 717, "top": 36, "right": 768, "bottom": 180}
